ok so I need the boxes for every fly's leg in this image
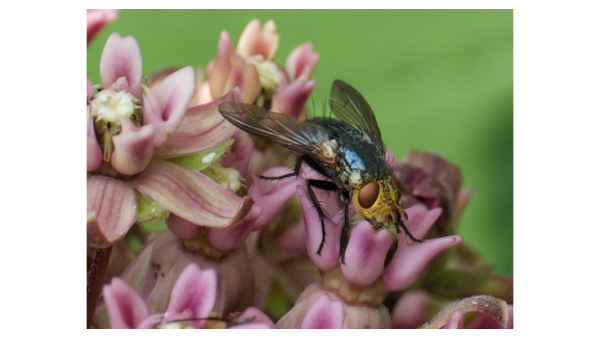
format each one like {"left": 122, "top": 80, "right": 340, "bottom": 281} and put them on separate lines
{"left": 306, "top": 179, "right": 338, "bottom": 255}
{"left": 259, "top": 156, "right": 303, "bottom": 180}
{"left": 396, "top": 215, "right": 424, "bottom": 243}
{"left": 339, "top": 191, "right": 351, "bottom": 264}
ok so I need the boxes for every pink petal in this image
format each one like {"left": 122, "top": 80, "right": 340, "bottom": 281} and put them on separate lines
{"left": 278, "top": 216, "right": 308, "bottom": 257}
{"left": 247, "top": 167, "right": 304, "bottom": 230}
{"left": 286, "top": 42, "right": 319, "bottom": 81}
{"left": 219, "top": 129, "right": 254, "bottom": 180}
{"left": 341, "top": 221, "right": 393, "bottom": 286}
{"left": 87, "top": 76, "right": 99, "bottom": 101}
{"left": 208, "top": 30, "right": 234, "bottom": 100}
{"left": 391, "top": 291, "right": 428, "bottom": 329}
{"left": 142, "top": 66, "right": 196, "bottom": 149}
{"left": 298, "top": 185, "right": 341, "bottom": 271}
{"left": 207, "top": 204, "right": 261, "bottom": 251}
{"left": 162, "top": 264, "right": 217, "bottom": 329}
{"left": 402, "top": 150, "right": 463, "bottom": 197}
{"left": 234, "top": 306, "right": 276, "bottom": 329}
{"left": 229, "top": 323, "right": 271, "bottom": 329}
{"left": 103, "top": 277, "right": 150, "bottom": 329}
{"left": 87, "top": 175, "right": 136, "bottom": 247}
{"left": 87, "top": 9, "right": 119, "bottom": 45}
{"left": 465, "top": 304, "right": 513, "bottom": 329}
{"left": 225, "top": 54, "right": 261, "bottom": 104}
{"left": 271, "top": 79, "right": 316, "bottom": 118}
{"left": 165, "top": 213, "right": 200, "bottom": 240}
{"left": 87, "top": 106, "right": 103, "bottom": 172}
{"left": 111, "top": 119, "right": 155, "bottom": 175}
{"left": 443, "top": 311, "right": 465, "bottom": 329}
{"left": 236, "top": 19, "right": 279, "bottom": 61}
{"left": 152, "top": 88, "right": 242, "bottom": 159}
{"left": 382, "top": 235, "right": 462, "bottom": 291}
{"left": 405, "top": 204, "right": 442, "bottom": 239}
{"left": 100, "top": 32, "right": 142, "bottom": 100}
{"left": 132, "top": 161, "right": 253, "bottom": 228}
{"left": 300, "top": 294, "right": 345, "bottom": 329}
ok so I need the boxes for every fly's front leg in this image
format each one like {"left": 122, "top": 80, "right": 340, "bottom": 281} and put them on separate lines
{"left": 339, "top": 191, "right": 350, "bottom": 265}
{"left": 306, "top": 179, "right": 338, "bottom": 255}
{"left": 396, "top": 211, "right": 424, "bottom": 243}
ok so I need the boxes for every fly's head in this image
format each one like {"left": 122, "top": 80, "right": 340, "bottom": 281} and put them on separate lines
{"left": 352, "top": 177, "right": 405, "bottom": 226}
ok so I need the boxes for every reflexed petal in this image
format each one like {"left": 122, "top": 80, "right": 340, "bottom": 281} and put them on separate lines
{"left": 443, "top": 311, "right": 465, "bottom": 329}
{"left": 298, "top": 185, "right": 341, "bottom": 271}
{"left": 300, "top": 294, "right": 344, "bottom": 329}
{"left": 419, "top": 295, "right": 509, "bottom": 329}
{"left": 143, "top": 66, "right": 196, "bottom": 148}
{"left": 103, "top": 277, "right": 150, "bottom": 329}
{"left": 465, "top": 304, "right": 513, "bottom": 329}
{"left": 279, "top": 217, "right": 308, "bottom": 257}
{"left": 286, "top": 42, "right": 319, "bottom": 81}
{"left": 87, "top": 175, "right": 136, "bottom": 247}
{"left": 237, "top": 19, "right": 279, "bottom": 61}
{"left": 132, "top": 161, "right": 253, "bottom": 228}
{"left": 87, "top": 9, "right": 119, "bottom": 45}
{"left": 165, "top": 213, "right": 200, "bottom": 240}
{"left": 271, "top": 79, "right": 316, "bottom": 118}
{"left": 87, "top": 106, "right": 103, "bottom": 171}
{"left": 111, "top": 119, "right": 155, "bottom": 175}
{"left": 234, "top": 306, "right": 276, "bottom": 329}
{"left": 341, "top": 221, "right": 393, "bottom": 286}
{"left": 208, "top": 30, "right": 234, "bottom": 100}
{"left": 87, "top": 76, "right": 99, "bottom": 101}
{"left": 207, "top": 205, "right": 261, "bottom": 251}
{"left": 162, "top": 264, "right": 217, "bottom": 329}
{"left": 100, "top": 32, "right": 143, "bottom": 99}
{"left": 220, "top": 129, "right": 254, "bottom": 180}
{"left": 247, "top": 166, "right": 304, "bottom": 230}
{"left": 382, "top": 235, "right": 462, "bottom": 291}
{"left": 405, "top": 204, "right": 442, "bottom": 239}
{"left": 152, "top": 88, "right": 242, "bottom": 159}
{"left": 391, "top": 291, "right": 428, "bottom": 329}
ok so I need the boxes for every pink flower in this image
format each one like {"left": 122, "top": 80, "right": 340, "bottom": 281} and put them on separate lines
{"left": 103, "top": 262, "right": 275, "bottom": 329}
{"left": 87, "top": 33, "right": 252, "bottom": 248}
{"left": 87, "top": 9, "right": 119, "bottom": 45}
{"left": 200, "top": 19, "right": 318, "bottom": 118}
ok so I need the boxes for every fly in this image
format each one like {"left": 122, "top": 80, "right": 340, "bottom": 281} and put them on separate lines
{"left": 218, "top": 80, "right": 423, "bottom": 264}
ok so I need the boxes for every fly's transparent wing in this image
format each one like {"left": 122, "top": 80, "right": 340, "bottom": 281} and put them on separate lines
{"left": 328, "top": 80, "right": 384, "bottom": 147}
{"left": 218, "top": 102, "right": 331, "bottom": 155}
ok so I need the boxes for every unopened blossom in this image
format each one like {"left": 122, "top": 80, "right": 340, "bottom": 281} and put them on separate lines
{"left": 418, "top": 295, "right": 513, "bottom": 329}
{"left": 87, "top": 32, "right": 251, "bottom": 249}
{"left": 103, "top": 263, "right": 273, "bottom": 329}
{"left": 87, "top": 9, "right": 119, "bottom": 45}
{"left": 198, "top": 19, "right": 318, "bottom": 119}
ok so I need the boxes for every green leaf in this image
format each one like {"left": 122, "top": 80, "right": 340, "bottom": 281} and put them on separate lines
{"left": 135, "top": 191, "right": 169, "bottom": 224}
{"left": 166, "top": 139, "right": 234, "bottom": 172}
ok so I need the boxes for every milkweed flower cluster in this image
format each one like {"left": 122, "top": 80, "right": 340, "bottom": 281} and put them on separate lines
{"left": 87, "top": 15, "right": 512, "bottom": 329}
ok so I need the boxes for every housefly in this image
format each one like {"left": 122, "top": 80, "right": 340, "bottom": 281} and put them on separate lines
{"left": 218, "top": 80, "right": 423, "bottom": 264}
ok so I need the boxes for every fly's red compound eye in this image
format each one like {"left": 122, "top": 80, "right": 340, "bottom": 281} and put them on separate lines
{"left": 358, "top": 181, "right": 380, "bottom": 208}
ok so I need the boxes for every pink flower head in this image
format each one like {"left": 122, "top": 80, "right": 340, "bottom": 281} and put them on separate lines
{"left": 104, "top": 263, "right": 273, "bottom": 329}
{"left": 297, "top": 167, "right": 461, "bottom": 290}
{"left": 87, "top": 9, "right": 119, "bottom": 45}
{"left": 419, "top": 295, "right": 513, "bottom": 329}
{"left": 202, "top": 20, "right": 319, "bottom": 118}
{"left": 87, "top": 33, "right": 251, "bottom": 249}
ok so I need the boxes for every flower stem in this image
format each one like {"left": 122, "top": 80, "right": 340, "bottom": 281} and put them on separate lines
{"left": 87, "top": 246, "right": 113, "bottom": 328}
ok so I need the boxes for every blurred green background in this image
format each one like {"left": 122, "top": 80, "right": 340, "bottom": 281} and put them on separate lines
{"left": 87, "top": 10, "right": 513, "bottom": 275}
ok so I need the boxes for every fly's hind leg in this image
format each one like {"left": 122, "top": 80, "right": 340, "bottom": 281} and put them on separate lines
{"left": 258, "top": 155, "right": 303, "bottom": 180}
{"left": 306, "top": 179, "right": 338, "bottom": 256}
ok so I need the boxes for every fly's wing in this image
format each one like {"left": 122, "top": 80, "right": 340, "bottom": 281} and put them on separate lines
{"left": 218, "top": 102, "right": 332, "bottom": 155}
{"left": 328, "top": 80, "right": 384, "bottom": 147}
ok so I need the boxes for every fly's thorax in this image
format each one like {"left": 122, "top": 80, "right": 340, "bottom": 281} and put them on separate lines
{"left": 352, "top": 178, "right": 401, "bottom": 225}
